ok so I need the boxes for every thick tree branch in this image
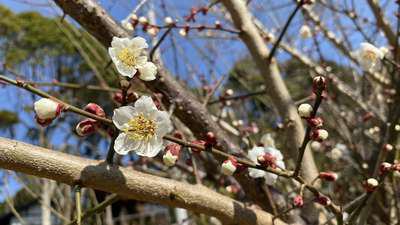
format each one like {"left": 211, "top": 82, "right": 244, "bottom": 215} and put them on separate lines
{"left": 0, "top": 137, "right": 285, "bottom": 225}
{"left": 52, "top": 0, "right": 279, "bottom": 211}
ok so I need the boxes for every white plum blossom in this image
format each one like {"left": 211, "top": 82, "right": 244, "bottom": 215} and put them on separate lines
{"left": 355, "top": 42, "right": 384, "bottom": 72}
{"left": 112, "top": 96, "right": 173, "bottom": 157}
{"left": 300, "top": 25, "right": 312, "bottom": 39}
{"left": 108, "top": 36, "right": 157, "bottom": 80}
{"left": 248, "top": 146, "right": 285, "bottom": 185}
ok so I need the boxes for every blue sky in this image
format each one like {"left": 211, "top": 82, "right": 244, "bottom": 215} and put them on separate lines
{"left": 0, "top": 0, "right": 397, "bottom": 201}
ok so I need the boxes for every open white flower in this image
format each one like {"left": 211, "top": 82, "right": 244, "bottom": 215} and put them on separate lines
{"left": 248, "top": 146, "right": 285, "bottom": 185}
{"left": 108, "top": 36, "right": 157, "bottom": 80}
{"left": 112, "top": 96, "right": 173, "bottom": 157}
{"left": 355, "top": 42, "right": 384, "bottom": 72}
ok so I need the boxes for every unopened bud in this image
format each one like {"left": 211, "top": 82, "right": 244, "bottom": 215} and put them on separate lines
{"left": 147, "top": 26, "right": 159, "bottom": 36}
{"left": 380, "top": 162, "right": 392, "bottom": 174}
{"left": 364, "top": 178, "right": 379, "bottom": 192}
{"left": 225, "top": 89, "right": 234, "bottom": 96}
{"left": 313, "top": 76, "right": 326, "bottom": 94}
{"left": 293, "top": 195, "right": 304, "bottom": 207}
{"left": 163, "top": 143, "right": 181, "bottom": 167}
{"left": 206, "top": 131, "right": 217, "bottom": 146}
{"left": 384, "top": 144, "right": 393, "bottom": 151}
{"left": 257, "top": 153, "right": 277, "bottom": 168}
{"left": 311, "top": 129, "right": 329, "bottom": 142}
{"left": 75, "top": 119, "right": 97, "bottom": 136}
{"left": 164, "top": 17, "right": 175, "bottom": 26}
{"left": 215, "top": 20, "right": 222, "bottom": 29}
{"left": 315, "top": 195, "right": 331, "bottom": 206}
{"left": 319, "top": 171, "right": 338, "bottom": 182}
{"left": 308, "top": 117, "right": 323, "bottom": 128}
{"left": 179, "top": 27, "right": 188, "bottom": 37}
{"left": 138, "top": 16, "right": 148, "bottom": 24}
{"left": 113, "top": 92, "right": 123, "bottom": 104}
{"left": 298, "top": 103, "right": 313, "bottom": 118}
{"left": 34, "top": 98, "right": 62, "bottom": 126}
{"left": 84, "top": 103, "right": 105, "bottom": 117}
{"left": 221, "top": 157, "right": 238, "bottom": 176}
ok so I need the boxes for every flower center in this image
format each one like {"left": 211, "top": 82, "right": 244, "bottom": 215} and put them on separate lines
{"left": 117, "top": 48, "right": 137, "bottom": 67}
{"left": 123, "top": 114, "right": 156, "bottom": 141}
{"left": 363, "top": 50, "right": 378, "bottom": 61}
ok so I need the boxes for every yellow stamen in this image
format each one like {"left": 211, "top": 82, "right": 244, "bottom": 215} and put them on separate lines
{"left": 123, "top": 114, "right": 156, "bottom": 141}
{"left": 117, "top": 48, "right": 137, "bottom": 67}
{"left": 363, "top": 50, "right": 378, "bottom": 61}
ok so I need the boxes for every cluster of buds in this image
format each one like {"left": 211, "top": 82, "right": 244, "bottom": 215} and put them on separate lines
{"left": 379, "top": 162, "right": 400, "bottom": 175}
{"left": 257, "top": 153, "right": 277, "bottom": 169}
{"left": 163, "top": 143, "right": 182, "bottom": 167}
{"left": 75, "top": 103, "right": 105, "bottom": 137}
{"left": 33, "top": 98, "right": 63, "bottom": 126}
{"left": 120, "top": 7, "right": 235, "bottom": 38}
{"left": 318, "top": 171, "right": 338, "bottom": 182}
{"left": 113, "top": 91, "right": 139, "bottom": 105}
{"left": 298, "top": 76, "right": 329, "bottom": 142}
{"left": 364, "top": 178, "right": 379, "bottom": 192}
{"left": 221, "top": 157, "right": 238, "bottom": 176}
{"left": 184, "top": 6, "right": 209, "bottom": 22}
{"left": 293, "top": 195, "right": 304, "bottom": 207}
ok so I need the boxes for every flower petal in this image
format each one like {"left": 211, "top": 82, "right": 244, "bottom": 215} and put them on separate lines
{"left": 111, "top": 36, "right": 127, "bottom": 48}
{"left": 153, "top": 111, "right": 173, "bottom": 136}
{"left": 130, "top": 37, "right": 148, "bottom": 49}
{"left": 112, "top": 106, "right": 136, "bottom": 130}
{"left": 264, "top": 172, "right": 278, "bottom": 185}
{"left": 138, "top": 62, "right": 157, "bottom": 81}
{"left": 115, "top": 62, "right": 136, "bottom": 78}
{"left": 134, "top": 96, "right": 158, "bottom": 113}
{"left": 134, "top": 136, "right": 163, "bottom": 157}
{"left": 114, "top": 133, "right": 140, "bottom": 155}
{"left": 248, "top": 168, "right": 266, "bottom": 178}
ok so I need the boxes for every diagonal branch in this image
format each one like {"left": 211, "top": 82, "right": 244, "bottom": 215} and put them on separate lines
{"left": 0, "top": 137, "right": 285, "bottom": 225}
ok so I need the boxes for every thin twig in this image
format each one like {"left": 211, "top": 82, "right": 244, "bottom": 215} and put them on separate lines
{"left": 267, "top": 1, "right": 304, "bottom": 63}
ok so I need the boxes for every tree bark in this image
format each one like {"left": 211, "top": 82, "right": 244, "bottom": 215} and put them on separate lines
{"left": 0, "top": 137, "right": 285, "bottom": 225}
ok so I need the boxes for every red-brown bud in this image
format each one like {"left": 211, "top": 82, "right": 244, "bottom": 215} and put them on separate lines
{"left": 307, "top": 117, "right": 324, "bottom": 128}
{"left": 84, "top": 103, "right": 105, "bottom": 117}
{"left": 206, "top": 131, "right": 217, "bottom": 146}
{"left": 319, "top": 171, "right": 338, "bottom": 182}
{"left": 75, "top": 119, "right": 97, "bottom": 137}
{"left": 312, "top": 76, "right": 326, "bottom": 94}
{"left": 380, "top": 162, "right": 392, "bottom": 174}
{"left": 293, "top": 195, "right": 304, "bottom": 207}
{"left": 257, "top": 153, "right": 277, "bottom": 169}
{"left": 315, "top": 195, "right": 331, "bottom": 206}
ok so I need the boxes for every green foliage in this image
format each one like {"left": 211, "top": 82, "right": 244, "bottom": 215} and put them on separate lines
{"left": 0, "top": 110, "right": 19, "bottom": 128}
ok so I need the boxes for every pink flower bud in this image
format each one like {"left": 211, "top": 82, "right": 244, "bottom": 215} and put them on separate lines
{"left": 257, "top": 153, "right": 277, "bottom": 169}
{"left": 293, "top": 195, "right": 304, "bottom": 207}
{"left": 84, "top": 103, "right": 105, "bottom": 117}
{"left": 364, "top": 178, "right": 379, "bottom": 192}
{"left": 315, "top": 195, "right": 331, "bottom": 206}
{"left": 75, "top": 119, "right": 97, "bottom": 137}
{"left": 319, "top": 171, "right": 338, "bottom": 182}
{"left": 34, "top": 98, "right": 62, "bottom": 126}
{"left": 221, "top": 157, "right": 238, "bottom": 176}
{"left": 165, "top": 143, "right": 181, "bottom": 156}
{"left": 311, "top": 129, "right": 329, "bottom": 142}
{"left": 307, "top": 117, "right": 324, "bottom": 128}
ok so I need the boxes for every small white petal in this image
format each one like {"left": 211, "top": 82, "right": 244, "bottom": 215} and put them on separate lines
{"left": 153, "top": 111, "right": 173, "bottom": 136}
{"left": 130, "top": 36, "right": 148, "bottom": 50}
{"left": 112, "top": 106, "right": 136, "bottom": 130}
{"left": 134, "top": 96, "right": 158, "bottom": 113}
{"left": 138, "top": 62, "right": 157, "bottom": 81}
{"left": 114, "top": 133, "right": 140, "bottom": 155}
